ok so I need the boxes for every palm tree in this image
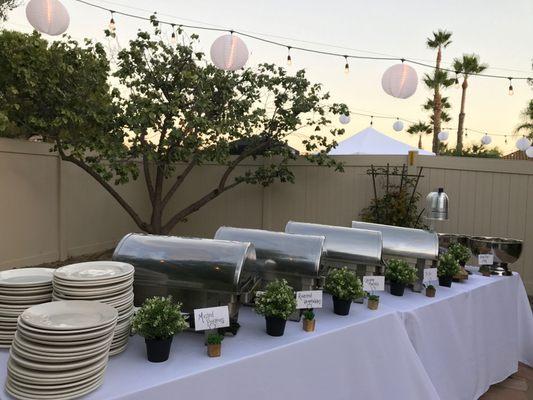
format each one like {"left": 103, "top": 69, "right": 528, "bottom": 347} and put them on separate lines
{"left": 426, "top": 30, "right": 453, "bottom": 153}
{"left": 453, "top": 54, "right": 488, "bottom": 155}
{"left": 407, "top": 121, "right": 432, "bottom": 149}
{"left": 515, "top": 99, "right": 533, "bottom": 139}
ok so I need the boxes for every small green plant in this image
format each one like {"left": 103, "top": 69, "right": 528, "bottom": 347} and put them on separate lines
{"left": 132, "top": 296, "right": 189, "bottom": 340}
{"left": 426, "top": 284, "right": 435, "bottom": 290}
{"left": 255, "top": 279, "right": 296, "bottom": 320}
{"left": 303, "top": 309, "right": 315, "bottom": 321}
{"left": 447, "top": 243, "right": 471, "bottom": 265}
{"left": 438, "top": 253, "right": 460, "bottom": 277}
{"left": 368, "top": 294, "right": 380, "bottom": 301}
{"left": 385, "top": 259, "right": 417, "bottom": 285}
{"left": 207, "top": 333, "right": 224, "bottom": 345}
{"left": 324, "top": 267, "right": 364, "bottom": 301}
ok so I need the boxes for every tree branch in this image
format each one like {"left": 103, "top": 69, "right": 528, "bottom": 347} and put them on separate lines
{"left": 139, "top": 132, "right": 155, "bottom": 205}
{"left": 56, "top": 142, "right": 150, "bottom": 232}
{"left": 161, "top": 157, "right": 197, "bottom": 208}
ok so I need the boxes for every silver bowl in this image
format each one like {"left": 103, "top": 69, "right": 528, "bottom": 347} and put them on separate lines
{"left": 466, "top": 236, "right": 523, "bottom": 275}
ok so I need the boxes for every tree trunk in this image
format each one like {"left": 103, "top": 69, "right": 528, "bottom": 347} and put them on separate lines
{"left": 431, "top": 47, "right": 442, "bottom": 154}
{"left": 456, "top": 78, "right": 468, "bottom": 155}
{"left": 418, "top": 135, "right": 423, "bottom": 149}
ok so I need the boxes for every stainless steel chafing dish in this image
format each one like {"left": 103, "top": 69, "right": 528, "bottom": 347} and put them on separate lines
{"left": 466, "top": 236, "right": 523, "bottom": 276}
{"left": 351, "top": 221, "right": 439, "bottom": 292}
{"left": 284, "top": 221, "right": 383, "bottom": 278}
{"left": 112, "top": 233, "right": 257, "bottom": 331}
{"left": 214, "top": 227, "right": 325, "bottom": 292}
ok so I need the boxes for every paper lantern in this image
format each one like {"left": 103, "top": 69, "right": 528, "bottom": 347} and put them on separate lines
{"left": 481, "top": 135, "right": 492, "bottom": 145}
{"left": 393, "top": 120, "right": 404, "bottom": 132}
{"left": 437, "top": 131, "right": 449, "bottom": 141}
{"left": 516, "top": 137, "right": 531, "bottom": 151}
{"left": 526, "top": 147, "right": 533, "bottom": 158}
{"left": 381, "top": 64, "right": 418, "bottom": 99}
{"left": 210, "top": 34, "right": 249, "bottom": 71}
{"left": 26, "top": 0, "right": 70, "bottom": 36}
{"left": 339, "top": 114, "right": 350, "bottom": 125}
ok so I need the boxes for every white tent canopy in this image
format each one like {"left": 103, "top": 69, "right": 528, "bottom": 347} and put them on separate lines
{"left": 329, "top": 126, "right": 435, "bottom": 156}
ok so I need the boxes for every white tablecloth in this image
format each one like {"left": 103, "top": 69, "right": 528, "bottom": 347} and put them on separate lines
{"left": 379, "top": 273, "right": 533, "bottom": 400}
{"left": 0, "top": 296, "right": 439, "bottom": 400}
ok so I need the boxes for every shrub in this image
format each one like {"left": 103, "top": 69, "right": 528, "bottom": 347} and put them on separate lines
{"left": 303, "top": 309, "right": 315, "bottom": 320}
{"left": 132, "top": 296, "right": 189, "bottom": 340}
{"left": 324, "top": 267, "right": 364, "bottom": 301}
{"left": 385, "top": 259, "right": 417, "bottom": 285}
{"left": 255, "top": 279, "right": 296, "bottom": 320}
{"left": 438, "top": 253, "right": 460, "bottom": 277}
{"left": 207, "top": 333, "right": 224, "bottom": 345}
{"left": 368, "top": 294, "right": 380, "bottom": 301}
{"left": 447, "top": 243, "right": 471, "bottom": 265}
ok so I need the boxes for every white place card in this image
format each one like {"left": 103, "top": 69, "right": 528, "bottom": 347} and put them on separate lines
{"left": 296, "top": 290, "right": 323, "bottom": 309}
{"left": 362, "top": 276, "right": 385, "bottom": 292}
{"left": 193, "top": 306, "right": 230, "bottom": 331}
{"left": 423, "top": 268, "right": 438, "bottom": 284}
{"left": 478, "top": 254, "right": 494, "bottom": 265}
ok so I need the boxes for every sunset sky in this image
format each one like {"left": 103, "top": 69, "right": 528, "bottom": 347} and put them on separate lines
{"left": 4, "top": 0, "right": 532, "bottom": 154}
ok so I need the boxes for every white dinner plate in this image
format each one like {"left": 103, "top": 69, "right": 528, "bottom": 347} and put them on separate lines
{"left": 9, "top": 348, "right": 109, "bottom": 372}
{"left": 21, "top": 300, "right": 118, "bottom": 330}
{"left": 17, "top": 315, "right": 117, "bottom": 336}
{"left": 53, "top": 280, "right": 133, "bottom": 296}
{"left": 0, "top": 286, "right": 53, "bottom": 295}
{"left": 6, "top": 375, "right": 104, "bottom": 400}
{"left": 17, "top": 322, "right": 116, "bottom": 342}
{"left": 9, "top": 366, "right": 104, "bottom": 391}
{"left": 53, "top": 272, "right": 133, "bottom": 286}
{"left": 13, "top": 331, "right": 112, "bottom": 354}
{"left": 0, "top": 293, "right": 52, "bottom": 303}
{"left": 11, "top": 340, "right": 111, "bottom": 364}
{"left": 0, "top": 268, "right": 55, "bottom": 287}
{"left": 54, "top": 262, "right": 134, "bottom": 281}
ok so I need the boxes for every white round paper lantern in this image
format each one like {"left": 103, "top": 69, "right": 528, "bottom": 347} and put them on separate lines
{"left": 393, "top": 120, "right": 404, "bottom": 132}
{"left": 526, "top": 147, "right": 533, "bottom": 158}
{"left": 26, "top": 0, "right": 70, "bottom": 36}
{"left": 516, "top": 137, "right": 531, "bottom": 151}
{"left": 381, "top": 64, "right": 419, "bottom": 99}
{"left": 481, "top": 134, "right": 492, "bottom": 145}
{"left": 210, "top": 34, "right": 249, "bottom": 71}
{"left": 339, "top": 114, "right": 350, "bottom": 125}
{"left": 437, "top": 131, "right": 449, "bottom": 141}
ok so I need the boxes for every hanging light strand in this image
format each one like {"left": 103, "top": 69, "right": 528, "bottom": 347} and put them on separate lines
{"left": 286, "top": 46, "right": 292, "bottom": 66}
{"left": 343, "top": 55, "right": 349, "bottom": 74}
{"left": 108, "top": 10, "right": 116, "bottom": 32}
{"left": 69, "top": 0, "right": 532, "bottom": 84}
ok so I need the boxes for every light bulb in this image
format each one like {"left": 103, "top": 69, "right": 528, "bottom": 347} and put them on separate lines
{"left": 344, "top": 62, "right": 349, "bottom": 74}
{"left": 508, "top": 85, "right": 514, "bottom": 96}
{"left": 171, "top": 31, "right": 176, "bottom": 44}
{"left": 108, "top": 15, "right": 116, "bottom": 32}
{"left": 287, "top": 54, "right": 292, "bottom": 66}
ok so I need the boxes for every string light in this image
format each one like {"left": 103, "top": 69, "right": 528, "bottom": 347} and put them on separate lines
{"left": 505, "top": 135, "right": 508, "bottom": 144}
{"left": 170, "top": 23, "right": 176, "bottom": 44}
{"left": 454, "top": 71, "right": 460, "bottom": 88}
{"left": 370, "top": 116, "right": 374, "bottom": 126}
{"left": 286, "top": 46, "right": 292, "bottom": 66}
{"left": 108, "top": 11, "right": 116, "bottom": 32}
{"left": 508, "top": 77, "right": 514, "bottom": 96}
{"left": 344, "top": 56, "right": 349, "bottom": 74}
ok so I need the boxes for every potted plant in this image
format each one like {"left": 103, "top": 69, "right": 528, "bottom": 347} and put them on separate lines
{"left": 206, "top": 333, "right": 223, "bottom": 357}
{"left": 367, "top": 294, "right": 379, "bottom": 310}
{"left": 385, "top": 259, "right": 417, "bottom": 297}
{"left": 255, "top": 279, "right": 296, "bottom": 337}
{"left": 447, "top": 243, "right": 471, "bottom": 280}
{"left": 324, "top": 267, "right": 364, "bottom": 316}
{"left": 425, "top": 284, "right": 436, "bottom": 298}
{"left": 302, "top": 309, "right": 315, "bottom": 332}
{"left": 132, "top": 296, "right": 189, "bottom": 363}
{"left": 438, "top": 253, "right": 460, "bottom": 287}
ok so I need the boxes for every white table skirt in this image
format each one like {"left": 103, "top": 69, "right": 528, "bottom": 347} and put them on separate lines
{"left": 379, "top": 273, "right": 533, "bottom": 400}
{"left": 0, "top": 296, "right": 439, "bottom": 400}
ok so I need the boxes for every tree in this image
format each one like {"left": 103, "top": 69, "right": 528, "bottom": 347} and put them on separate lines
{"left": 426, "top": 30, "right": 453, "bottom": 153}
{"left": 0, "top": 0, "right": 18, "bottom": 22}
{"left": 407, "top": 121, "right": 432, "bottom": 149}
{"left": 452, "top": 54, "right": 488, "bottom": 155}
{"left": 515, "top": 99, "right": 533, "bottom": 139}
{"left": 439, "top": 143, "right": 501, "bottom": 158}
{"left": 0, "top": 24, "right": 347, "bottom": 234}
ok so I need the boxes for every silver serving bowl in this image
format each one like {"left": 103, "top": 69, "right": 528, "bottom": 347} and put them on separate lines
{"left": 466, "top": 236, "right": 523, "bottom": 275}
{"left": 438, "top": 233, "right": 469, "bottom": 250}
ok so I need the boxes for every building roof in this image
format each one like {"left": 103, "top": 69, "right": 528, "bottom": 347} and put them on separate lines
{"left": 502, "top": 150, "right": 532, "bottom": 160}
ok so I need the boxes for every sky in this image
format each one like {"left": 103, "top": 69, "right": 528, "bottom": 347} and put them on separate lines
{"left": 4, "top": 0, "right": 533, "bottom": 154}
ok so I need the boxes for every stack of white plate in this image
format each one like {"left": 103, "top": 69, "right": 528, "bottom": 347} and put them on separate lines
{"left": 6, "top": 300, "right": 117, "bottom": 400}
{"left": 52, "top": 261, "right": 134, "bottom": 356}
{"left": 0, "top": 268, "right": 54, "bottom": 348}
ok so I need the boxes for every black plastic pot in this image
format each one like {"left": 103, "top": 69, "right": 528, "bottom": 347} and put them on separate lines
{"left": 459, "top": 261, "right": 466, "bottom": 267}
{"left": 389, "top": 281, "right": 405, "bottom": 296}
{"left": 439, "top": 275, "right": 453, "bottom": 287}
{"left": 265, "top": 316, "right": 287, "bottom": 336}
{"left": 145, "top": 337, "right": 173, "bottom": 362}
{"left": 332, "top": 296, "right": 352, "bottom": 315}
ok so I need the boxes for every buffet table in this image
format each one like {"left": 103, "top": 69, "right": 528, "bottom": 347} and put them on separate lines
{"left": 380, "top": 272, "right": 533, "bottom": 400}
{"left": 1, "top": 273, "right": 532, "bottom": 400}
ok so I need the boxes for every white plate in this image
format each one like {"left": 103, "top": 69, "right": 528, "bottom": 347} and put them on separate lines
{"left": 8, "top": 355, "right": 108, "bottom": 382}
{"left": 53, "top": 280, "right": 133, "bottom": 296}
{"left": 53, "top": 273, "right": 133, "bottom": 287}
{"left": 0, "top": 268, "right": 55, "bottom": 287}
{"left": 21, "top": 300, "right": 118, "bottom": 330}
{"left": 9, "top": 366, "right": 104, "bottom": 391}
{"left": 17, "top": 315, "right": 117, "bottom": 335}
{"left": 17, "top": 322, "right": 116, "bottom": 342}
{"left": 13, "top": 331, "right": 112, "bottom": 354}
{"left": 0, "top": 286, "right": 53, "bottom": 295}
{"left": 12, "top": 340, "right": 111, "bottom": 364}
{"left": 6, "top": 375, "right": 104, "bottom": 400}
{"left": 9, "top": 348, "right": 109, "bottom": 372}
{"left": 54, "top": 261, "right": 134, "bottom": 281}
